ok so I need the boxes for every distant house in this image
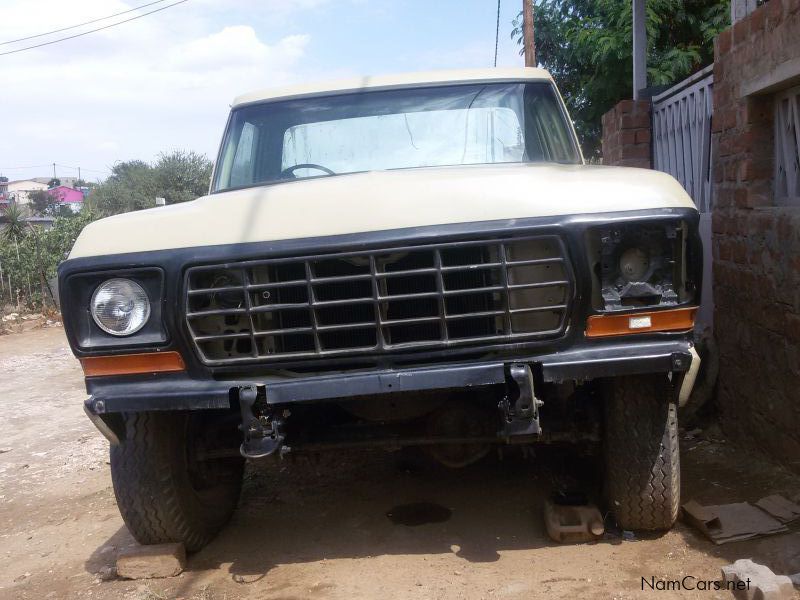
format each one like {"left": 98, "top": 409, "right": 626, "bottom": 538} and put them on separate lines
{"left": 0, "top": 177, "right": 8, "bottom": 207}
{"left": 46, "top": 185, "right": 85, "bottom": 212}
{"left": 32, "top": 176, "right": 80, "bottom": 188}
{"left": 0, "top": 214, "right": 55, "bottom": 232}
{"left": 6, "top": 179, "right": 48, "bottom": 204}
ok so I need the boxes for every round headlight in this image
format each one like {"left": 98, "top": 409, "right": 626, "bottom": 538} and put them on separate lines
{"left": 619, "top": 247, "right": 650, "bottom": 282}
{"left": 91, "top": 278, "right": 150, "bottom": 336}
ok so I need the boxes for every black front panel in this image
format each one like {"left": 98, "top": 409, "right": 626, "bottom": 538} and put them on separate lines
{"left": 184, "top": 235, "right": 574, "bottom": 365}
{"left": 58, "top": 208, "right": 702, "bottom": 376}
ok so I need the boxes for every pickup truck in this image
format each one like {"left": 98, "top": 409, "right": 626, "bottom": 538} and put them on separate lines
{"left": 59, "top": 67, "right": 701, "bottom": 551}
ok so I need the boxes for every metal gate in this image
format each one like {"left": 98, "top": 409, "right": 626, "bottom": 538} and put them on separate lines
{"left": 652, "top": 64, "right": 714, "bottom": 212}
{"left": 651, "top": 64, "right": 714, "bottom": 331}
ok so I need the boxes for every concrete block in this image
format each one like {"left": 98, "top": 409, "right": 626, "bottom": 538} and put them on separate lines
{"left": 721, "top": 559, "right": 795, "bottom": 600}
{"left": 116, "top": 543, "right": 186, "bottom": 579}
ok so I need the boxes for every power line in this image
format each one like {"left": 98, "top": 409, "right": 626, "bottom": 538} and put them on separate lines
{"left": 0, "top": 0, "right": 171, "bottom": 46}
{"left": 0, "top": 0, "right": 190, "bottom": 57}
{"left": 0, "top": 164, "right": 110, "bottom": 175}
{"left": 55, "top": 164, "right": 110, "bottom": 174}
{"left": 494, "top": 0, "right": 501, "bottom": 67}
{"left": 0, "top": 164, "right": 53, "bottom": 170}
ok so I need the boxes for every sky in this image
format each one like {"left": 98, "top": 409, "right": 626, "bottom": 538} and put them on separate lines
{"left": 0, "top": 0, "right": 527, "bottom": 184}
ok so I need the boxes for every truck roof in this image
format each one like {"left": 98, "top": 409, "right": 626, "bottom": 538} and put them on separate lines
{"left": 232, "top": 67, "right": 553, "bottom": 107}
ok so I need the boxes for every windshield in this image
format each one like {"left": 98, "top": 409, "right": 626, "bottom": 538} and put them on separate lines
{"left": 212, "top": 82, "right": 580, "bottom": 193}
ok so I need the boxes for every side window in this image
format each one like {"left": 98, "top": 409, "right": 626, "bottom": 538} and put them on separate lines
{"left": 229, "top": 122, "right": 257, "bottom": 188}
{"left": 528, "top": 91, "right": 576, "bottom": 163}
{"left": 774, "top": 85, "right": 800, "bottom": 205}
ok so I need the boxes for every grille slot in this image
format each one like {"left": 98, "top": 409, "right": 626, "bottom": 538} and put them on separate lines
{"left": 185, "top": 235, "right": 573, "bottom": 365}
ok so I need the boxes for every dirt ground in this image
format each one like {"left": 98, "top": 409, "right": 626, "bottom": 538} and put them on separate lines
{"left": 1, "top": 327, "right": 798, "bottom": 600}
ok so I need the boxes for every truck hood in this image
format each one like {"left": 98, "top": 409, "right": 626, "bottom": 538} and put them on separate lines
{"left": 70, "top": 163, "right": 696, "bottom": 259}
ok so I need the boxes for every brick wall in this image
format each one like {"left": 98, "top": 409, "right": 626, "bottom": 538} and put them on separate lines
{"left": 712, "top": 0, "right": 800, "bottom": 465}
{"left": 600, "top": 99, "right": 652, "bottom": 167}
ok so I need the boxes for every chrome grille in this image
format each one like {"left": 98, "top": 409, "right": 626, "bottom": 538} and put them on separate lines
{"left": 184, "top": 235, "right": 573, "bottom": 365}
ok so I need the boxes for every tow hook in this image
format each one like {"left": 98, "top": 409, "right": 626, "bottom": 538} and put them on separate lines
{"left": 499, "top": 363, "right": 543, "bottom": 439}
{"left": 238, "top": 385, "right": 286, "bottom": 459}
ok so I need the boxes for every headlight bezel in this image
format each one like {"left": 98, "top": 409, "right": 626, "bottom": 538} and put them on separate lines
{"left": 90, "top": 277, "right": 152, "bottom": 337}
{"left": 61, "top": 267, "right": 168, "bottom": 352}
{"left": 588, "top": 221, "right": 695, "bottom": 313}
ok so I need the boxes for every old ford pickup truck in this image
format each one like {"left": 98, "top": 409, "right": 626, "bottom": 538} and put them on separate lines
{"left": 59, "top": 68, "right": 701, "bottom": 551}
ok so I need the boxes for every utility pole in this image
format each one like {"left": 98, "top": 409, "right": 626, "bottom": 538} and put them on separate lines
{"left": 78, "top": 167, "right": 81, "bottom": 185}
{"left": 632, "top": 0, "right": 647, "bottom": 99}
{"left": 52, "top": 162, "right": 57, "bottom": 179}
{"left": 522, "top": 0, "right": 536, "bottom": 67}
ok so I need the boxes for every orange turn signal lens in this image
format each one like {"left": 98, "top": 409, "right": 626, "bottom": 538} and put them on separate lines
{"left": 586, "top": 307, "right": 697, "bottom": 338}
{"left": 81, "top": 351, "right": 186, "bottom": 377}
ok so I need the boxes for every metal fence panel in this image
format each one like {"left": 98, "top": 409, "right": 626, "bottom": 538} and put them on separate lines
{"left": 652, "top": 65, "right": 714, "bottom": 213}
{"left": 652, "top": 65, "right": 715, "bottom": 333}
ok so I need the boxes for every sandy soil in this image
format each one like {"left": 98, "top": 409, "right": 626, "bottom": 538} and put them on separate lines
{"left": 1, "top": 327, "right": 798, "bottom": 600}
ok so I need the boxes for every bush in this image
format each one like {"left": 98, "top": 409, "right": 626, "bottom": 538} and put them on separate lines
{"left": 0, "top": 211, "right": 95, "bottom": 310}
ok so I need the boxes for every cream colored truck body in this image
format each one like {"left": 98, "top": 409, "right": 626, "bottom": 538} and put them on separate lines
{"left": 70, "top": 68, "right": 696, "bottom": 259}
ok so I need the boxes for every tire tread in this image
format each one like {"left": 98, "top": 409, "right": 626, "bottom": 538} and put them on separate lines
{"left": 604, "top": 375, "right": 680, "bottom": 530}
{"left": 110, "top": 412, "right": 241, "bottom": 552}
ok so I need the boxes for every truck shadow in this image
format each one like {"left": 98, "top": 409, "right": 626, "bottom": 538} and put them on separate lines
{"left": 84, "top": 436, "right": 800, "bottom": 596}
{"left": 85, "top": 445, "right": 618, "bottom": 584}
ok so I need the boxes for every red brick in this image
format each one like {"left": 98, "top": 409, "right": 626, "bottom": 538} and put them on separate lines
{"left": 716, "top": 28, "right": 733, "bottom": 57}
{"left": 733, "top": 17, "right": 750, "bottom": 45}
{"left": 635, "top": 129, "right": 651, "bottom": 144}
{"left": 786, "top": 314, "right": 800, "bottom": 343}
{"left": 734, "top": 129, "right": 771, "bottom": 155}
{"left": 620, "top": 113, "right": 650, "bottom": 129}
{"left": 739, "top": 158, "right": 774, "bottom": 182}
{"left": 745, "top": 190, "right": 772, "bottom": 208}
{"left": 734, "top": 188, "right": 749, "bottom": 207}
{"left": 718, "top": 240, "right": 733, "bottom": 262}
{"left": 714, "top": 163, "right": 724, "bottom": 183}
{"left": 740, "top": 100, "right": 772, "bottom": 126}
{"left": 618, "top": 158, "right": 650, "bottom": 169}
{"left": 750, "top": 4, "right": 768, "bottom": 32}
{"left": 718, "top": 134, "right": 733, "bottom": 157}
{"left": 616, "top": 99, "right": 636, "bottom": 114}
{"left": 786, "top": 0, "right": 800, "bottom": 15}
{"left": 711, "top": 106, "right": 735, "bottom": 133}
{"left": 716, "top": 188, "right": 735, "bottom": 208}
{"left": 733, "top": 240, "right": 748, "bottom": 264}
{"left": 620, "top": 129, "right": 636, "bottom": 145}
{"left": 714, "top": 60, "right": 726, "bottom": 83}
{"left": 750, "top": 212, "right": 775, "bottom": 233}
{"left": 620, "top": 144, "right": 650, "bottom": 159}
{"left": 724, "top": 162, "right": 739, "bottom": 182}
{"left": 712, "top": 113, "right": 725, "bottom": 133}
{"left": 713, "top": 212, "right": 737, "bottom": 234}
{"left": 767, "top": 0, "right": 785, "bottom": 26}
{"left": 777, "top": 216, "right": 795, "bottom": 241}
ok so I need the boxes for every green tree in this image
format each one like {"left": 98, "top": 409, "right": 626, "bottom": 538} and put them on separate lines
{"left": 85, "top": 151, "right": 212, "bottom": 217}
{"left": 512, "top": 0, "right": 729, "bottom": 157}
{"left": 47, "top": 178, "right": 61, "bottom": 188}
{"left": 29, "top": 190, "right": 56, "bottom": 216}
{"left": 154, "top": 150, "right": 213, "bottom": 205}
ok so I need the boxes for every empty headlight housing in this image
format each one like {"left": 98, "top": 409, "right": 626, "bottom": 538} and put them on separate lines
{"left": 592, "top": 223, "right": 693, "bottom": 311}
{"left": 91, "top": 278, "right": 151, "bottom": 336}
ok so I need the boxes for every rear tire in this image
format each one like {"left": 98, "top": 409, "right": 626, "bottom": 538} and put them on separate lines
{"left": 604, "top": 374, "right": 680, "bottom": 530}
{"left": 110, "top": 411, "right": 244, "bottom": 552}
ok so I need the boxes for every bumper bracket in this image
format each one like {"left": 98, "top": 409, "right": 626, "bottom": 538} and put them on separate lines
{"left": 499, "top": 363, "right": 543, "bottom": 438}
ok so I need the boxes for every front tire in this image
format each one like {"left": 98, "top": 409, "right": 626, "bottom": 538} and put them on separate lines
{"left": 604, "top": 374, "right": 680, "bottom": 530}
{"left": 110, "top": 411, "right": 244, "bottom": 552}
